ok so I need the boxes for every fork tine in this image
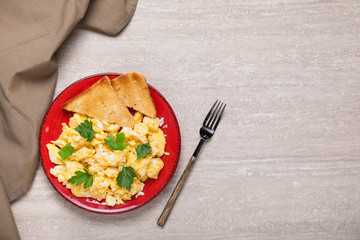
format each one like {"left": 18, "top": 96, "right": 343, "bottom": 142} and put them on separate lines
{"left": 203, "top": 100, "right": 219, "bottom": 126}
{"left": 212, "top": 103, "right": 226, "bottom": 130}
{"left": 206, "top": 101, "right": 222, "bottom": 127}
{"left": 208, "top": 101, "right": 223, "bottom": 129}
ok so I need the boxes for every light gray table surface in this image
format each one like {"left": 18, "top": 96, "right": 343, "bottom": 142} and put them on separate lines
{"left": 11, "top": 1, "right": 360, "bottom": 239}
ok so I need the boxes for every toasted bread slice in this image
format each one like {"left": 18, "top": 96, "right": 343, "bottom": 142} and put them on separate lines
{"left": 62, "top": 76, "right": 134, "bottom": 127}
{"left": 111, "top": 72, "right": 156, "bottom": 118}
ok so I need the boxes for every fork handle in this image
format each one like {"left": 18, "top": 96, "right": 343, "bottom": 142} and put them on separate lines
{"left": 157, "top": 138, "right": 205, "bottom": 227}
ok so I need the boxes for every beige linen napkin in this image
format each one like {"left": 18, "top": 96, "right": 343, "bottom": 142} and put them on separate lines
{"left": 0, "top": 0, "right": 137, "bottom": 239}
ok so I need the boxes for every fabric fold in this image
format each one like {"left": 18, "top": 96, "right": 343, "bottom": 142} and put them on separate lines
{"left": 80, "top": 0, "right": 139, "bottom": 36}
{"left": 0, "top": 0, "right": 90, "bottom": 203}
{"left": 0, "top": 0, "right": 137, "bottom": 239}
{"left": 0, "top": 180, "right": 20, "bottom": 240}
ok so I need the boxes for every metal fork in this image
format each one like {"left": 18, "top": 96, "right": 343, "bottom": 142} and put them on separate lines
{"left": 157, "top": 100, "right": 226, "bottom": 227}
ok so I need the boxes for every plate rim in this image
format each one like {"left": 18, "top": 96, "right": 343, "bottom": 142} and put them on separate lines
{"left": 39, "top": 72, "right": 181, "bottom": 214}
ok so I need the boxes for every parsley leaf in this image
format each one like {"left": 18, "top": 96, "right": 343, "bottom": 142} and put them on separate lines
{"left": 104, "top": 132, "right": 128, "bottom": 151}
{"left": 136, "top": 143, "right": 152, "bottom": 160}
{"left": 116, "top": 166, "right": 137, "bottom": 191}
{"left": 75, "top": 120, "right": 97, "bottom": 142}
{"left": 68, "top": 167, "right": 93, "bottom": 189}
{"left": 58, "top": 143, "right": 75, "bottom": 160}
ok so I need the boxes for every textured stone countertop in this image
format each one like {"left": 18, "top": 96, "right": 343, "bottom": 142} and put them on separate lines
{"left": 11, "top": 1, "right": 360, "bottom": 239}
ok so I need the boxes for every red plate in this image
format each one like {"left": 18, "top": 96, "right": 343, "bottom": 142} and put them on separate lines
{"left": 39, "top": 73, "right": 181, "bottom": 213}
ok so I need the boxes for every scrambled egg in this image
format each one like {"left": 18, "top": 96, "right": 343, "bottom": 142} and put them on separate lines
{"left": 48, "top": 112, "right": 166, "bottom": 207}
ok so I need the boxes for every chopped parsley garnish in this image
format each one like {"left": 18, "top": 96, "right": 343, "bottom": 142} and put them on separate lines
{"left": 104, "top": 132, "right": 128, "bottom": 151}
{"left": 116, "top": 166, "right": 137, "bottom": 191}
{"left": 68, "top": 167, "right": 93, "bottom": 189}
{"left": 75, "top": 120, "right": 97, "bottom": 142}
{"left": 58, "top": 143, "right": 75, "bottom": 160}
{"left": 136, "top": 143, "right": 152, "bottom": 160}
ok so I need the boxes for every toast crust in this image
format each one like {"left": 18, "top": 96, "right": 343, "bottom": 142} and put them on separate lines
{"left": 111, "top": 72, "right": 157, "bottom": 118}
{"left": 62, "top": 76, "right": 134, "bottom": 127}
